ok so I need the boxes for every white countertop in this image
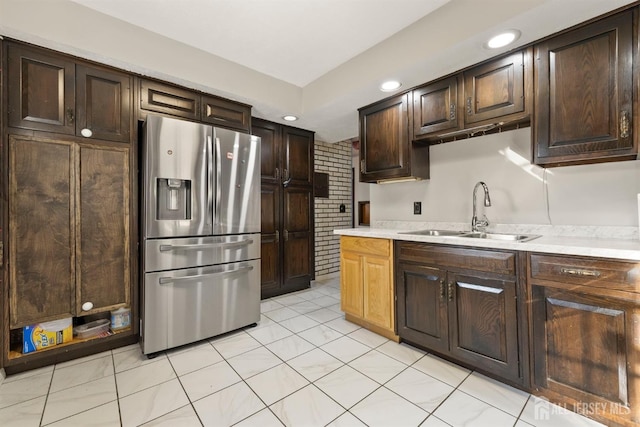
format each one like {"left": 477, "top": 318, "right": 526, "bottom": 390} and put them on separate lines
{"left": 334, "top": 227, "right": 640, "bottom": 261}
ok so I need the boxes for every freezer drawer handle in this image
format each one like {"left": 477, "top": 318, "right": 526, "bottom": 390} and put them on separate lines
{"left": 159, "top": 239, "right": 254, "bottom": 252}
{"left": 158, "top": 265, "right": 254, "bottom": 285}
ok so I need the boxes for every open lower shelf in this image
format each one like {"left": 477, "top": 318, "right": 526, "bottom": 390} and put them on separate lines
{"left": 8, "top": 327, "right": 132, "bottom": 360}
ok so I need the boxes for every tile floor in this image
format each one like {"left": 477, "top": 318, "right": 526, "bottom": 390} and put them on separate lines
{"left": 0, "top": 276, "right": 606, "bottom": 427}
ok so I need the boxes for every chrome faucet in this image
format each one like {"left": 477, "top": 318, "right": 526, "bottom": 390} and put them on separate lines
{"left": 472, "top": 181, "right": 491, "bottom": 232}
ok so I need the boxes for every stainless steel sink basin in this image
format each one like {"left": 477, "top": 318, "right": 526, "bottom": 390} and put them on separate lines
{"left": 459, "top": 232, "right": 540, "bottom": 242}
{"left": 399, "top": 229, "right": 466, "bottom": 237}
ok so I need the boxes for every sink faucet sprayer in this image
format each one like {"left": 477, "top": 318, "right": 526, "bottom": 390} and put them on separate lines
{"left": 472, "top": 181, "right": 491, "bottom": 232}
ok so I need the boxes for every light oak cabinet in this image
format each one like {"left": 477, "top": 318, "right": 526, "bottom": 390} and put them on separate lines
{"left": 340, "top": 236, "right": 398, "bottom": 341}
{"left": 529, "top": 254, "right": 640, "bottom": 426}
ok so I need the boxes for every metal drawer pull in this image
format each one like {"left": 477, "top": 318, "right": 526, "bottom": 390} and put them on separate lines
{"left": 560, "top": 268, "right": 601, "bottom": 278}
{"left": 448, "top": 282, "right": 454, "bottom": 301}
{"left": 439, "top": 279, "right": 446, "bottom": 301}
{"left": 159, "top": 239, "right": 253, "bottom": 251}
{"left": 159, "top": 265, "right": 254, "bottom": 285}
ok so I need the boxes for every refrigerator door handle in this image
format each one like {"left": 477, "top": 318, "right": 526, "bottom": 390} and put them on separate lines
{"left": 159, "top": 239, "right": 254, "bottom": 252}
{"left": 207, "top": 134, "right": 214, "bottom": 226}
{"left": 158, "top": 265, "right": 254, "bottom": 285}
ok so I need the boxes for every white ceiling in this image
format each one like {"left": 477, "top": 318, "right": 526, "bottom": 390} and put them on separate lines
{"left": 70, "top": 0, "right": 451, "bottom": 87}
{"left": 1, "top": 0, "right": 637, "bottom": 142}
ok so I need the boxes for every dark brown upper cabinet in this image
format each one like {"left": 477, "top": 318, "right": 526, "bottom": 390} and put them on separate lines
{"left": 201, "top": 95, "right": 251, "bottom": 132}
{"left": 7, "top": 43, "right": 132, "bottom": 143}
{"left": 359, "top": 92, "right": 429, "bottom": 183}
{"left": 140, "top": 79, "right": 252, "bottom": 132}
{"left": 140, "top": 79, "right": 200, "bottom": 120}
{"left": 464, "top": 49, "right": 530, "bottom": 126}
{"left": 413, "top": 75, "right": 462, "bottom": 138}
{"left": 533, "top": 9, "right": 636, "bottom": 167}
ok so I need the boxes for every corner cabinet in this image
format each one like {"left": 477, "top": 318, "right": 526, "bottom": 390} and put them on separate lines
{"left": 255, "top": 118, "right": 315, "bottom": 299}
{"left": 528, "top": 254, "right": 640, "bottom": 427}
{"left": 359, "top": 93, "right": 429, "bottom": 183}
{"left": 533, "top": 9, "right": 637, "bottom": 167}
{"left": 395, "top": 242, "right": 528, "bottom": 386}
{"left": 340, "top": 236, "right": 398, "bottom": 341}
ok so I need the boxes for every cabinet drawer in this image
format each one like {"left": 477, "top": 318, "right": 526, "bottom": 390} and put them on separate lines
{"left": 341, "top": 236, "right": 390, "bottom": 257}
{"left": 396, "top": 242, "right": 515, "bottom": 275}
{"left": 202, "top": 95, "right": 251, "bottom": 132}
{"left": 140, "top": 79, "right": 200, "bottom": 120}
{"left": 530, "top": 254, "right": 640, "bottom": 293}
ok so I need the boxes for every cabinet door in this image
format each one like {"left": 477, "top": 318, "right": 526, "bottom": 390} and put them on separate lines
{"left": 413, "top": 76, "right": 462, "bottom": 138}
{"left": 76, "top": 144, "right": 130, "bottom": 315}
{"left": 260, "top": 184, "right": 282, "bottom": 298}
{"left": 448, "top": 273, "right": 520, "bottom": 382}
{"left": 359, "top": 93, "right": 411, "bottom": 182}
{"left": 396, "top": 262, "right": 448, "bottom": 353}
{"left": 254, "top": 118, "right": 281, "bottom": 183}
{"left": 464, "top": 50, "right": 526, "bottom": 125}
{"left": 531, "top": 285, "right": 640, "bottom": 424}
{"left": 202, "top": 95, "right": 251, "bottom": 132}
{"left": 76, "top": 65, "right": 132, "bottom": 143}
{"left": 140, "top": 79, "right": 200, "bottom": 120}
{"left": 341, "top": 251, "right": 363, "bottom": 317}
{"left": 363, "top": 255, "right": 393, "bottom": 329}
{"left": 9, "top": 136, "right": 75, "bottom": 328}
{"left": 534, "top": 10, "right": 634, "bottom": 166}
{"left": 282, "top": 187, "right": 314, "bottom": 289}
{"left": 282, "top": 126, "right": 314, "bottom": 187}
{"left": 7, "top": 44, "right": 75, "bottom": 134}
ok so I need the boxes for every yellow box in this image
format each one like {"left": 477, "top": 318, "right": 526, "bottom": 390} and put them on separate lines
{"left": 23, "top": 318, "right": 73, "bottom": 354}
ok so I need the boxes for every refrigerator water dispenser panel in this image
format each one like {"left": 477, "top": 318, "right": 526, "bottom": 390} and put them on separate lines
{"left": 157, "top": 178, "right": 191, "bottom": 220}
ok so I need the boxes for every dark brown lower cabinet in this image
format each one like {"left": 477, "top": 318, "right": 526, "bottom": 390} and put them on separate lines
{"left": 395, "top": 242, "right": 527, "bottom": 386}
{"left": 4, "top": 134, "right": 136, "bottom": 373}
{"left": 529, "top": 254, "right": 640, "bottom": 426}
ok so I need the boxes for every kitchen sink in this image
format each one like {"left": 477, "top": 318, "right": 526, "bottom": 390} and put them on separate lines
{"left": 459, "top": 232, "right": 540, "bottom": 242}
{"left": 399, "top": 229, "right": 467, "bottom": 237}
{"left": 399, "top": 229, "right": 540, "bottom": 242}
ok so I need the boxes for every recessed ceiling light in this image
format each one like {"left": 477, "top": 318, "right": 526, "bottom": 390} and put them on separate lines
{"left": 380, "top": 80, "right": 402, "bottom": 92}
{"left": 283, "top": 115, "right": 298, "bottom": 121}
{"left": 485, "top": 30, "right": 521, "bottom": 49}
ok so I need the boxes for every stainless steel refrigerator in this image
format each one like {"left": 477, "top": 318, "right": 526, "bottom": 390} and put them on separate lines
{"left": 140, "top": 114, "right": 260, "bottom": 355}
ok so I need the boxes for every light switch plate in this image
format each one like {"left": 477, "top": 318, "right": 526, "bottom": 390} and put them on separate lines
{"left": 414, "top": 201, "right": 422, "bottom": 215}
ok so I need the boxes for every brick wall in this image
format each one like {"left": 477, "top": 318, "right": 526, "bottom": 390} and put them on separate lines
{"left": 314, "top": 139, "right": 354, "bottom": 278}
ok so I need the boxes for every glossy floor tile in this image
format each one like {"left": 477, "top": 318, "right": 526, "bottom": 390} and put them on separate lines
{"left": 0, "top": 275, "right": 607, "bottom": 426}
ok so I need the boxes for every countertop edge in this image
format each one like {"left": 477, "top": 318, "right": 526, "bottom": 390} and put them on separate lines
{"left": 334, "top": 228, "right": 640, "bottom": 262}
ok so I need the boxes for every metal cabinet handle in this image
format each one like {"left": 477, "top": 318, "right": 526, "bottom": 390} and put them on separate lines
{"left": 448, "top": 282, "right": 454, "bottom": 301}
{"left": 275, "top": 167, "right": 280, "bottom": 180}
{"left": 282, "top": 169, "right": 292, "bottom": 186}
{"left": 439, "top": 279, "right": 446, "bottom": 301}
{"left": 560, "top": 267, "right": 601, "bottom": 278}
{"left": 449, "top": 103, "right": 456, "bottom": 121}
{"left": 620, "top": 110, "right": 630, "bottom": 139}
{"left": 283, "top": 229, "right": 289, "bottom": 241}
{"left": 466, "top": 97, "right": 473, "bottom": 115}
{"left": 67, "top": 108, "right": 75, "bottom": 124}
{"left": 275, "top": 230, "right": 280, "bottom": 242}
{"left": 360, "top": 159, "right": 366, "bottom": 173}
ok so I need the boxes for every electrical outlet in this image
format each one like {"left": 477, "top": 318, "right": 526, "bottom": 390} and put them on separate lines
{"left": 413, "top": 201, "right": 422, "bottom": 215}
